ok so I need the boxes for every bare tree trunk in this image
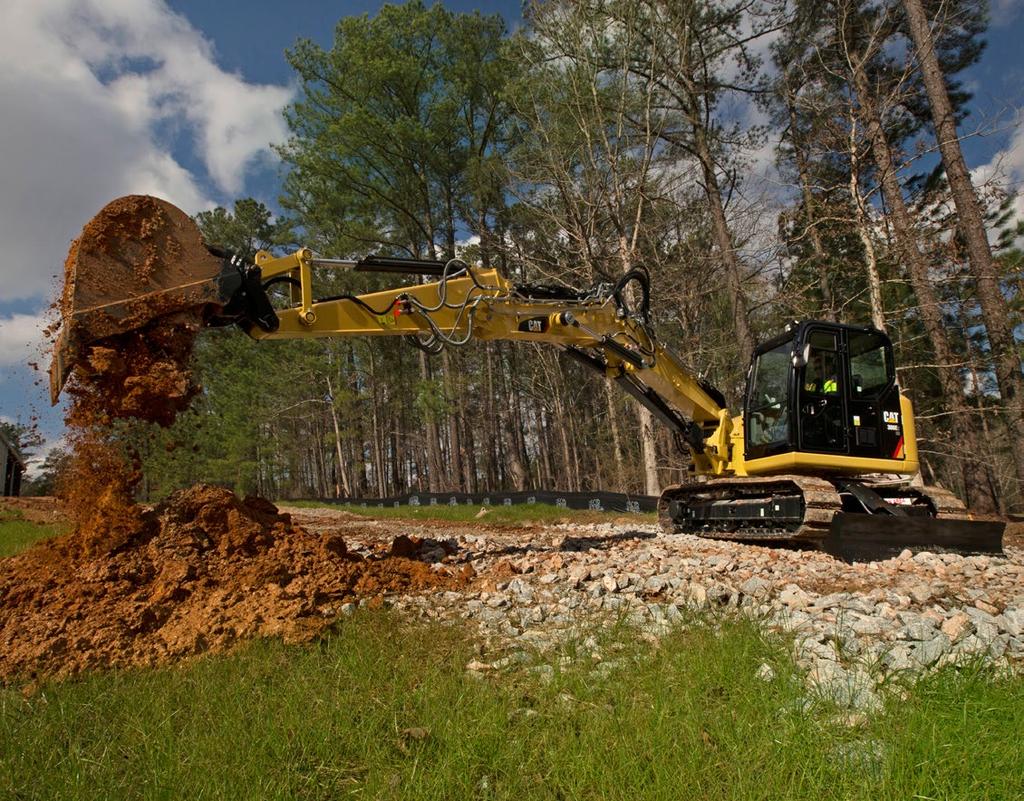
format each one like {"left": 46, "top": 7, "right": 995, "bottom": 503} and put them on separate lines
{"left": 638, "top": 405, "right": 660, "bottom": 495}
{"left": 848, "top": 117, "right": 887, "bottom": 331}
{"left": 694, "top": 126, "right": 756, "bottom": 361}
{"left": 786, "top": 95, "right": 837, "bottom": 320}
{"left": 325, "top": 375, "right": 351, "bottom": 498}
{"left": 538, "top": 406, "right": 555, "bottom": 489}
{"left": 504, "top": 349, "right": 529, "bottom": 490}
{"left": 418, "top": 351, "right": 444, "bottom": 492}
{"left": 966, "top": 334, "right": 1007, "bottom": 515}
{"left": 852, "top": 59, "right": 995, "bottom": 513}
{"left": 604, "top": 382, "right": 626, "bottom": 487}
{"left": 484, "top": 344, "right": 498, "bottom": 488}
{"left": 903, "top": 0, "right": 1024, "bottom": 505}
{"left": 441, "top": 350, "right": 464, "bottom": 491}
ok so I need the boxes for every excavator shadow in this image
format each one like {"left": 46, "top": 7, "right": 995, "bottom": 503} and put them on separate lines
{"left": 557, "top": 530, "right": 659, "bottom": 552}
{"left": 482, "top": 530, "right": 658, "bottom": 560}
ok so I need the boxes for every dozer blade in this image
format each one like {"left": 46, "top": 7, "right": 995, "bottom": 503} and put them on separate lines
{"left": 50, "top": 195, "right": 229, "bottom": 404}
{"left": 822, "top": 513, "right": 1005, "bottom": 562}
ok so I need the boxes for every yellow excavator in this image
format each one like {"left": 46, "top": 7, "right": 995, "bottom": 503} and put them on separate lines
{"left": 50, "top": 196, "right": 1003, "bottom": 559}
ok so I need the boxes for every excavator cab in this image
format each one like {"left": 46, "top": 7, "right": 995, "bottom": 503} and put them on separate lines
{"left": 742, "top": 321, "right": 914, "bottom": 475}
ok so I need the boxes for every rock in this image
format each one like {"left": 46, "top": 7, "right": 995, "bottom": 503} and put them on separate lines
{"left": 707, "top": 582, "right": 735, "bottom": 606}
{"left": 975, "top": 598, "right": 999, "bottom": 616}
{"left": 689, "top": 583, "right": 708, "bottom": 607}
{"left": 999, "top": 609, "right": 1023, "bottom": 638}
{"left": 568, "top": 566, "right": 591, "bottom": 588}
{"left": 643, "top": 576, "right": 667, "bottom": 595}
{"left": 602, "top": 575, "right": 620, "bottom": 593}
{"left": 940, "top": 612, "right": 972, "bottom": 642}
{"left": 881, "top": 643, "right": 915, "bottom": 672}
{"left": 808, "top": 660, "right": 880, "bottom": 711}
{"left": 900, "top": 614, "right": 938, "bottom": 642}
{"left": 851, "top": 615, "right": 887, "bottom": 636}
{"left": 780, "top": 584, "right": 811, "bottom": 610}
{"left": 756, "top": 662, "right": 775, "bottom": 682}
{"left": 913, "top": 634, "right": 951, "bottom": 667}
{"left": 740, "top": 576, "right": 771, "bottom": 600}
{"left": 906, "top": 583, "right": 932, "bottom": 605}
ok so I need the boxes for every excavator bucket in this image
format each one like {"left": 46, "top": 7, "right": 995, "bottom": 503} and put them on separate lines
{"left": 50, "top": 195, "right": 229, "bottom": 404}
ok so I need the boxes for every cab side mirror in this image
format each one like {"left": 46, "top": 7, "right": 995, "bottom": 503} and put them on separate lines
{"left": 792, "top": 343, "right": 810, "bottom": 368}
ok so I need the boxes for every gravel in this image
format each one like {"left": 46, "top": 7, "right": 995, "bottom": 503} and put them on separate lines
{"left": 289, "top": 508, "right": 1024, "bottom": 710}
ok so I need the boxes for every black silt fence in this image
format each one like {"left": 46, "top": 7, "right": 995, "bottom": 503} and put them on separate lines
{"left": 306, "top": 489, "right": 660, "bottom": 514}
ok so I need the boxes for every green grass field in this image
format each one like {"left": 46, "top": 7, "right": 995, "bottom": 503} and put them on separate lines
{"left": 0, "top": 511, "right": 67, "bottom": 558}
{"left": 1, "top": 512, "right": 1022, "bottom": 800}
{"left": 283, "top": 499, "right": 658, "bottom": 525}
{"left": 1, "top": 613, "right": 1021, "bottom": 800}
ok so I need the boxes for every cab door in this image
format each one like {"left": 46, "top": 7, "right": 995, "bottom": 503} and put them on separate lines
{"left": 798, "top": 328, "right": 848, "bottom": 453}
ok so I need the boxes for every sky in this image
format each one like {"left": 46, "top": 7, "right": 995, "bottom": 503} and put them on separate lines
{"left": 0, "top": 0, "right": 1021, "bottom": 471}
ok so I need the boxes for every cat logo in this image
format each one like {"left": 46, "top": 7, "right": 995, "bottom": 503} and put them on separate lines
{"left": 518, "top": 316, "right": 549, "bottom": 334}
{"left": 883, "top": 410, "right": 900, "bottom": 425}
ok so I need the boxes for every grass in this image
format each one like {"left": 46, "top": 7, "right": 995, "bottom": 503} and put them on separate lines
{"left": 0, "top": 512, "right": 66, "bottom": 558}
{"left": 1, "top": 612, "right": 1021, "bottom": 800}
{"left": 283, "top": 499, "right": 658, "bottom": 525}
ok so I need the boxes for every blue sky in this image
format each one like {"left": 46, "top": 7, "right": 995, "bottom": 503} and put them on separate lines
{"left": 0, "top": 0, "right": 1021, "bottom": 469}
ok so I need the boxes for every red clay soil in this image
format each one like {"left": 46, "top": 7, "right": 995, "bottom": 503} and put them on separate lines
{"left": 0, "top": 194, "right": 468, "bottom": 683}
{"left": 0, "top": 485, "right": 469, "bottom": 681}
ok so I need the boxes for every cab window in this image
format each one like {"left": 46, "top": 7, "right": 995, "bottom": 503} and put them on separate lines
{"left": 803, "top": 331, "right": 839, "bottom": 395}
{"left": 848, "top": 331, "right": 892, "bottom": 397}
{"left": 747, "top": 343, "right": 790, "bottom": 446}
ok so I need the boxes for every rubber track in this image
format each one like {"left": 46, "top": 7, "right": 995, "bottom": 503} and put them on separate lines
{"left": 913, "top": 484, "right": 969, "bottom": 520}
{"left": 658, "top": 475, "right": 842, "bottom": 542}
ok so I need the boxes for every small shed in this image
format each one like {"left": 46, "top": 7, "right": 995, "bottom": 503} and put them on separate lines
{"left": 0, "top": 430, "right": 25, "bottom": 497}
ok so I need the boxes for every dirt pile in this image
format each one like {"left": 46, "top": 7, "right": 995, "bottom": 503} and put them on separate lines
{"left": 0, "top": 485, "right": 469, "bottom": 681}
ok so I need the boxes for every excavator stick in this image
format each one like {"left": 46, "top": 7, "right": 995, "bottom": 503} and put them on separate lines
{"left": 50, "top": 195, "right": 235, "bottom": 404}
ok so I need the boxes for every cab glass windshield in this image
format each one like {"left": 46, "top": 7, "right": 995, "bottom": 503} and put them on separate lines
{"left": 848, "top": 331, "right": 892, "bottom": 397}
{"left": 747, "top": 343, "right": 790, "bottom": 446}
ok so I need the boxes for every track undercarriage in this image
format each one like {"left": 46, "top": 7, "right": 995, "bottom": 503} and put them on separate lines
{"left": 658, "top": 476, "right": 1005, "bottom": 559}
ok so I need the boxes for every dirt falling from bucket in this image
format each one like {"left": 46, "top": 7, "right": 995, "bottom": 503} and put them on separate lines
{"left": 56, "top": 197, "right": 206, "bottom": 551}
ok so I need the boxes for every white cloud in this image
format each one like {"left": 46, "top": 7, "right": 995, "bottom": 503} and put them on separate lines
{"left": 972, "top": 109, "right": 1024, "bottom": 230}
{"left": 0, "top": 0, "right": 293, "bottom": 303}
{"left": 23, "top": 432, "right": 69, "bottom": 477}
{"left": 992, "top": 0, "right": 1024, "bottom": 25}
{"left": 0, "top": 314, "right": 47, "bottom": 367}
